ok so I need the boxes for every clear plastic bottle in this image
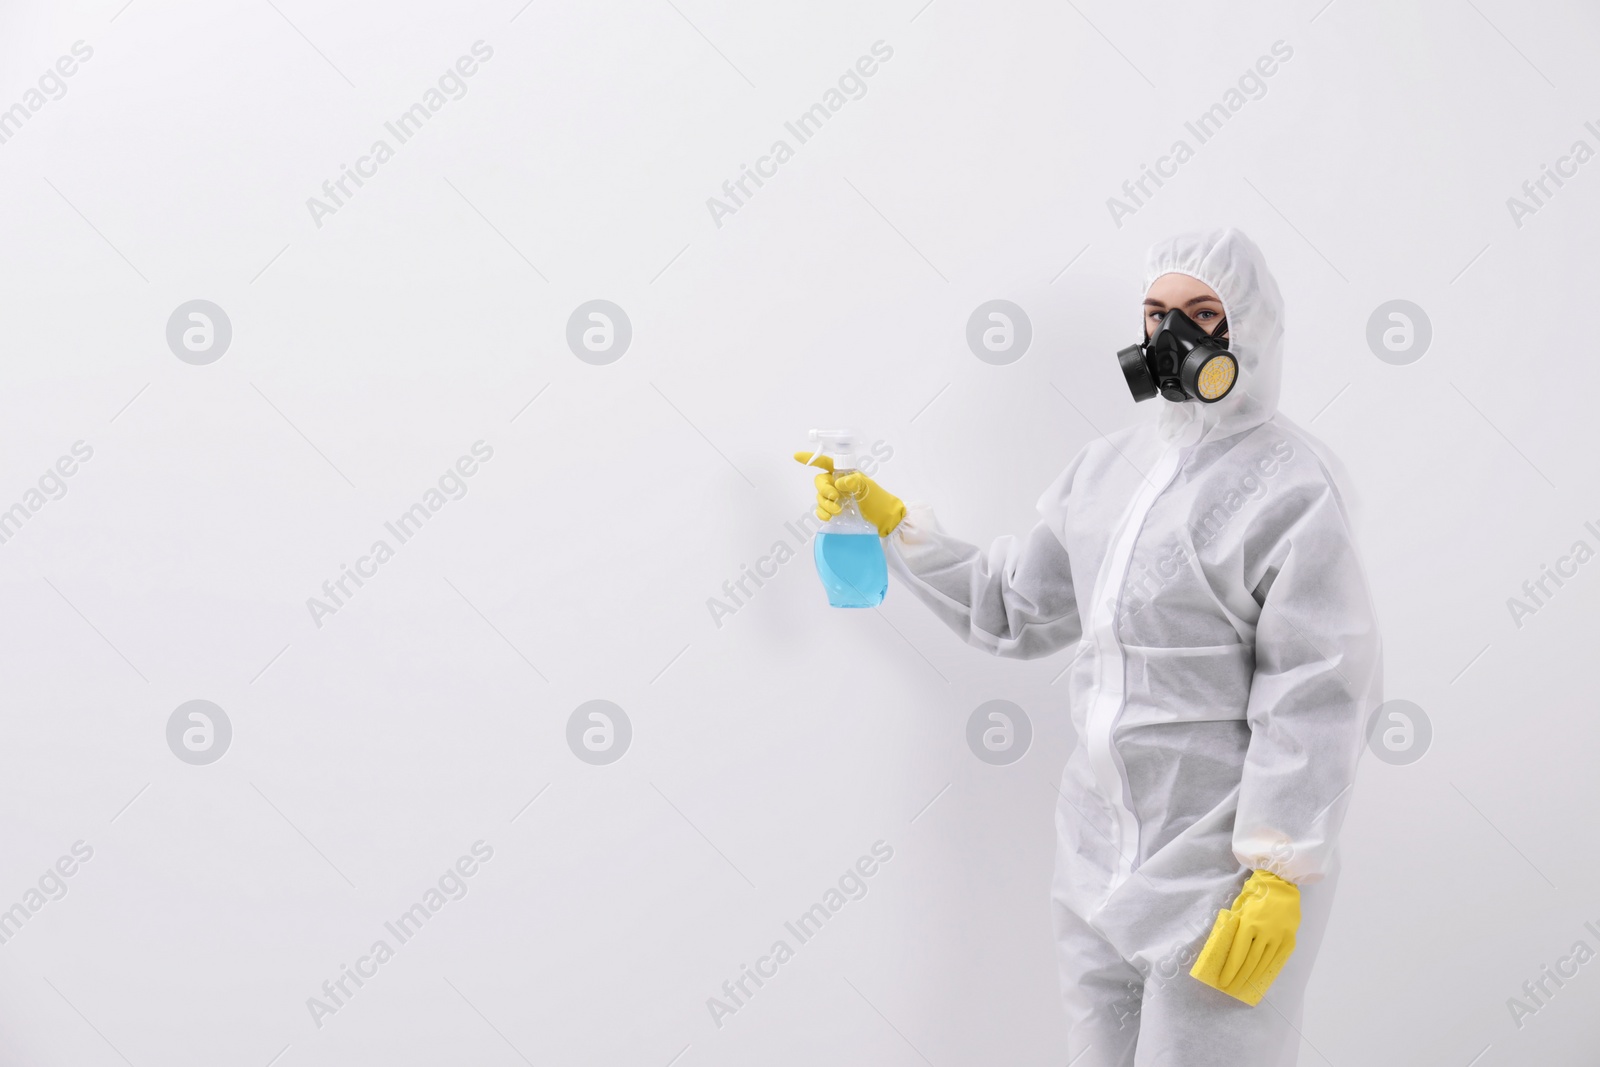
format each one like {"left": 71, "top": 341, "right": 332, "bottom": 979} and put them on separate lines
{"left": 806, "top": 430, "right": 888, "bottom": 608}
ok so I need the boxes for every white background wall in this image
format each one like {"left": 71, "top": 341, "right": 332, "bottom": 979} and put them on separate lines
{"left": 0, "top": 0, "right": 1596, "bottom": 1063}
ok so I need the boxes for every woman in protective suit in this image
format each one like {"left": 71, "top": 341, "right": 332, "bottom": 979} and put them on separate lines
{"left": 795, "top": 229, "right": 1381, "bottom": 1066}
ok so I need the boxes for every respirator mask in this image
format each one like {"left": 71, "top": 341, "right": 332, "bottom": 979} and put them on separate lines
{"left": 1117, "top": 308, "right": 1237, "bottom": 404}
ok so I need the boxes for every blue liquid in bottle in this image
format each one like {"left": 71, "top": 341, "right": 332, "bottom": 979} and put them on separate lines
{"left": 814, "top": 532, "right": 888, "bottom": 608}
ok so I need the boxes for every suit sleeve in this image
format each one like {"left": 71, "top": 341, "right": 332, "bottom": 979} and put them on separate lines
{"left": 1232, "top": 479, "right": 1383, "bottom": 884}
{"left": 883, "top": 504, "right": 1082, "bottom": 660}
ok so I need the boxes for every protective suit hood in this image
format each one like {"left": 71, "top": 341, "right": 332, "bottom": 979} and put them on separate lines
{"left": 1144, "top": 228, "right": 1284, "bottom": 446}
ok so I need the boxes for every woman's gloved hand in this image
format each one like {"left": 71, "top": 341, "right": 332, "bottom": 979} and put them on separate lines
{"left": 792, "top": 452, "right": 906, "bottom": 537}
{"left": 1189, "top": 869, "right": 1301, "bottom": 1006}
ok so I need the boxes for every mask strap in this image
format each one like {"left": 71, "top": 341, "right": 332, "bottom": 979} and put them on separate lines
{"left": 1210, "top": 315, "right": 1229, "bottom": 340}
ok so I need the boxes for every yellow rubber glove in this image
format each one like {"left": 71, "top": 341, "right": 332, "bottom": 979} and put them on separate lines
{"left": 792, "top": 452, "right": 906, "bottom": 537}
{"left": 1189, "top": 869, "right": 1301, "bottom": 1006}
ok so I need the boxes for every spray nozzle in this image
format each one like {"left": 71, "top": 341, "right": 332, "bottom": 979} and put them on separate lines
{"left": 807, "top": 429, "right": 858, "bottom": 472}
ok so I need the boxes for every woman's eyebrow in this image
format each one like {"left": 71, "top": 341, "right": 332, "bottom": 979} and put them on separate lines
{"left": 1142, "top": 298, "right": 1166, "bottom": 306}
{"left": 1183, "top": 295, "right": 1222, "bottom": 307}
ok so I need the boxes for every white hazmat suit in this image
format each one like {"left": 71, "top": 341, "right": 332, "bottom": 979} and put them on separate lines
{"left": 885, "top": 229, "right": 1381, "bottom": 1065}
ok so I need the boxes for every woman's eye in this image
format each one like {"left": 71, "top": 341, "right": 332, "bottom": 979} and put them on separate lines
{"left": 1194, "top": 309, "right": 1216, "bottom": 320}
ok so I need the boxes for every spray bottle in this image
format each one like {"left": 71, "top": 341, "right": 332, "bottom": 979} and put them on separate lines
{"left": 806, "top": 429, "right": 888, "bottom": 608}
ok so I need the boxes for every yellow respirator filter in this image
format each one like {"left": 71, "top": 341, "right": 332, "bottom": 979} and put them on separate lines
{"left": 1195, "top": 353, "right": 1238, "bottom": 401}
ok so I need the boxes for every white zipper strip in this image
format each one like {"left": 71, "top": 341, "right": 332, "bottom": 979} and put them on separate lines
{"left": 1083, "top": 441, "right": 1187, "bottom": 902}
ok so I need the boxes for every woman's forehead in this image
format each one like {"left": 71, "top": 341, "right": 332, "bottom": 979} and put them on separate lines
{"left": 1144, "top": 271, "right": 1222, "bottom": 303}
